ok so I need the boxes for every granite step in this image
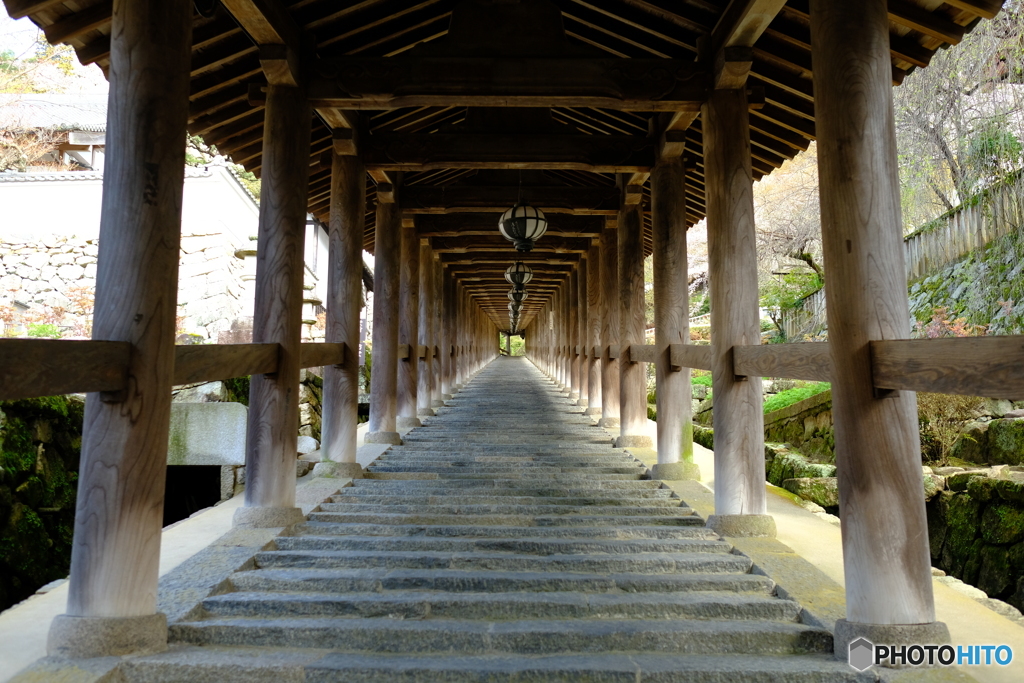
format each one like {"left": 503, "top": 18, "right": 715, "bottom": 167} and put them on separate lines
{"left": 307, "top": 511, "right": 706, "bottom": 527}
{"left": 290, "top": 521, "right": 716, "bottom": 540}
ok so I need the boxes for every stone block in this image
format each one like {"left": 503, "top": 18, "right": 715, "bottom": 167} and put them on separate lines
{"left": 56, "top": 264, "right": 85, "bottom": 281}
{"left": 172, "top": 381, "right": 228, "bottom": 403}
{"left": 987, "top": 418, "right": 1024, "bottom": 466}
{"left": 782, "top": 477, "right": 839, "bottom": 507}
{"left": 982, "top": 398, "right": 1014, "bottom": 418}
{"left": 966, "top": 476, "right": 998, "bottom": 503}
{"left": 977, "top": 544, "right": 1013, "bottom": 597}
{"left": 297, "top": 436, "right": 319, "bottom": 454}
{"left": 995, "top": 479, "right": 1024, "bottom": 502}
{"left": 981, "top": 502, "right": 1024, "bottom": 545}
{"left": 167, "top": 402, "right": 247, "bottom": 466}
{"left": 950, "top": 421, "right": 989, "bottom": 463}
{"left": 924, "top": 473, "right": 945, "bottom": 501}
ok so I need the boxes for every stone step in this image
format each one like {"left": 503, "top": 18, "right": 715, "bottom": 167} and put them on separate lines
{"left": 272, "top": 535, "right": 733, "bottom": 556}
{"left": 228, "top": 567, "right": 777, "bottom": 596}
{"left": 253, "top": 549, "right": 752, "bottom": 574}
{"left": 337, "top": 486, "right": 676, "bottom": 499}
{"left": 199, "top": 590, "right": 801, "bottom": 622}
{"left": 365, "top": 465, "right": 644, "bottom": 475}
{"left": 317, "top": 502, "right": 691, "bottom": 517}
{"left": 349, "top": 478, "right": 664, "bottom": 490}
{"left": 327, "top": 494, "right": 682, "bottom": 507}
{"left": 291, "top": 521, "right": 717, "bottom": 540}
{"left": 308, "top": 511, "right": 705, "bottom": 527}
{"left": 364, "top": 472, "right": 645, "bottom": 481}
{"left": 170, "top": 617, "right": 831, "bottom": 656}
{"left": 120, "top": 650, "right": 875, "bottom": 683}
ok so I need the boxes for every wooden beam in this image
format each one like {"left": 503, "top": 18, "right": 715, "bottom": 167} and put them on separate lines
{"left": 625, "top": 343, "right": 658, "bottom": 364}
{"left": 400, "top": 185, "right": 619, "bottom": 213}
{"left": 298, "top": 342, "right": 346, "bottom": 368}
{"left": 712, "top": 0, "right": 789, "bottom": 53}
{"left": 175, "top": 343, "right": 280, "bottom": 384}
{"left": 4, "top": 0, "right": 67, "bottom": 19}
{"left": 670, "top": 343, "right": 712, "bottom": 372}
{"left": 887, "top": 0, "right": 967, "bottom": 44}
{"left": 363, "top": 133, "right": 655, "bottom": 173}
{"left": 310, "top": 57, "right": 708, "bottom": 111}
{"left": 941, "top": 0, "right": 1002, "bottom": 20}
{"left": 871, "top": 337, "right": 1024, "bottom": 399}
{"left": 733, "top": 342, "right": 832, "bottom": 382}
{"left": 42, "top": 0, "right": 112, "bottom": 45}
{"left": 0, "top": 340, "right": 129, "bottom": 401}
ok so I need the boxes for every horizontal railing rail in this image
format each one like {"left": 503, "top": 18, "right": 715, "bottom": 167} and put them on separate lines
{"left": 4, "top": 336, "right": 1024, "bottom": 403}
{"left": 0, "top": 340, "right": 349, "bottom": 402}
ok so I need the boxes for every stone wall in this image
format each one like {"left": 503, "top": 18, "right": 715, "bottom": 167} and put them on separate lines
{"left": 927, "top": 467, "right": 1024, "bottom": 613}
{"left": 0, "top": 396, "right": 83, "bottom": 613}
{"left": 1, "top": 230, "right": 250, "bottom": 342}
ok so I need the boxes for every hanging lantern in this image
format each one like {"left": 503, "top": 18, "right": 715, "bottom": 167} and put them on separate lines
{"left": 508, "top": 287, "right": 528, "bottom": 304}
{"left": 499, "top": 202, "right": 548, "bottom": 252}
{"left": 505, "top": 261, "right": 533, "bottom": 286}
{"left": 508, "top": 301, "right": 523, "bottom": 314}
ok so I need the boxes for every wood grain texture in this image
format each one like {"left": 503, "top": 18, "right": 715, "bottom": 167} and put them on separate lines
{"left": 321, "top": 153, "right": 364, "bottom": 465}
{"left": 872, "top": 337, "right": 1024, "bottom": 398}
{"left": 440, "top": 271, "right": 454, "bottom": 395}
{"left": 618, "top": 197, "right": 647, "bottom": 437}
{"left": 176, "top": 343, "right": 279, "bottom": 385}
{"left": 298, "top": 342, "right": 346, "bottom": 370}
{"left": 569, "top": 268, "right": 580, "bottom": 397}
{"left": 626, "top": 344, "right": 659, "bottom": 364}
{"left": 66, "top": 0, "right": 192, "bottom": 619}
{"left": 581, "top": 255, "right": 589, "bottom": 403}
{"left": 734, "top": 342, "right": 833, "bottom": 382}
{"left": 417, "top": 240, "right": 434, "bottom": 412}
{"left": 0, "top": 339, "right": 128, "bottom": 400}
{"left": 812, "top": 0, "right": 935, "bottom": 625}
{"left": 431, "top": 258, "right": 443, "bottom": 404}
{"left": 587, "top": 243, "right": 602, "bottom": 411}
{"left": 600, "top": 220, "right": 620, "bottom": 420}
{"left": 652, "top": 158, "right": 692, "bottom": 465}
{"left": 703, "top": 86, "right": 766, "bottom": 517}
{"left": 244, "top": 84, "right": 312, "bottom": 511}
{"left": 671, "top": 344, "right": 712, "bottom": 371}
{"left": 369, "top": 201, "right": 401, "bottom": 433}
{"left": 397, "top": 222, "right": 420, "bottom": 419}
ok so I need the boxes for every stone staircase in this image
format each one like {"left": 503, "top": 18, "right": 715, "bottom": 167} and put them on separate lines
{"left": 123, "top": 357, "right": 873, "bottom": 681}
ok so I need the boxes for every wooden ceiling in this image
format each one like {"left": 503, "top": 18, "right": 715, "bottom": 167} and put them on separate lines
{"left": 3, "top": 0, "right": 1003, "bottom": 331}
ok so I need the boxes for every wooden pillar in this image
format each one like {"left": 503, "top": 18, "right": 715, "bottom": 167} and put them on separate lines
{"left": 440, "top": 270, "right": 454, "bottom": 399}
{"left": 50, "top": 0, "right": 191, "bottom": 658}
{"left": 576, "top": 255, "right": 589, "bottom": 407}
{"left": 455, "top": 285, "right": 465, "bottom": 389}
{"left": 704, "top": 86, "right": 772, "bottom": 536}
{"left": 367, "top": 200, "right": 403, "bottom": 445}
{"left": 319, "top": 152, "right": 365, "bottom": 478}
{"left": 585, "top": 242, "right": 602, "bottom": 416}
{"left": 417, "top": 239, "right": 435, "bottom": 417}
{"left": 651, "top": 158, "right": 699, "bottom": 480}
{"left": 616, "top": 195, "right": 651, "bottom": 448}
{"left": 598, "top": 220, "right": 620, "bottom": 427}
{"left": 238, "top": 84, "right": 313, "bottom": 527}
{"left": 397, "top": 220, "right": 421, "bottom": 428}
{"left": 431, "top": 258, "right": 444, "bottom": 407}
{"left": 811, "top": 0, "right": 945, "bottom": 652}
{"left": 568, "top": 268, "right": 580, "bottom": 400}
{"left": 562, "top": 282, "right": 572, "bottom": 391}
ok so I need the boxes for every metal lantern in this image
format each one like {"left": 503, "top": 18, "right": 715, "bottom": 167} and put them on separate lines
{"left": 508, "top": 287, "right": 528, "bottom": 304}
{"left": 505, "top": 261, "right": 533, "bottom": 286}
{"left": 508, "top": 301, "right": 523, "bottom": 314}
{"left": 499, "top": 202, "right": 548, "bottom": 251}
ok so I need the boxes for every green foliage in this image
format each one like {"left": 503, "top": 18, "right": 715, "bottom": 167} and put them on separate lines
{"left": 691, "top": 374, "right": 712, "bottom": 388}
{"left": 762, "top": 382, "right": 830, "bottom": 415}
{"left": 25, "top": 323, "right": 61, "bottom": 339}
{"left": 917, "top": 392, "right": 987, "bottom": 464}
{"left": 222, "top": 376, "right": 250, "bottom": 406}
{"left": 761, "top": 271, "right": 823, "bottom": 313}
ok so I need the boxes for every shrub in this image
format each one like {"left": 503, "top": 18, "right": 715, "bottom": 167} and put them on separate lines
{"left": 26, "top": 323, "right": 61, "bottom": 339}
{"left": 917, "top": 392, "right": 986, "bottom": 463}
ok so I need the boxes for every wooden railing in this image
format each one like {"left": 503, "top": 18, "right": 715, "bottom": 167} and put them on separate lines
{"left": 3, "top": 336, "right": 1024, "bottom": 403}
{"left": 0, "top": 339, "right": 346, "bottom": 402}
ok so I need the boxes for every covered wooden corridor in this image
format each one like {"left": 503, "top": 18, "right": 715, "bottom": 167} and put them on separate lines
{"left": 0, "top": 0, "right": 1019, "bottom": 675}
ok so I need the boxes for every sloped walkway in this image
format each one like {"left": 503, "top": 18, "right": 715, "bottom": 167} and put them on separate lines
{"left": 117, "top": 357, "right": 873, "bottom": 681}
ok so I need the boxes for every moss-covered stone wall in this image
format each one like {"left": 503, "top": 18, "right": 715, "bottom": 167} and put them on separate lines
{"left": 0, "top": 396, "right": 83, "bottom": 612}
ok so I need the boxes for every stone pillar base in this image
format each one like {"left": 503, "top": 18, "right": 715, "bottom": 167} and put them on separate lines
{"left": 706, "top": 514, "right": 777, "bottom": 538}
{"left": 313, "top": 461, "right": 363, "bottom": 479}
{"left": 614, "top": 434, "right": 654, "bottom": 449}
{"left": 233, "top": 506, "right": 305, "bottom": 528}
{"left": 365, "top": 431, "right": 403, "bottom": 445}
{"left": 651, "top": 461, "right": 701, "bottom": 481}
{"left": 834, "top": 619, "right": 951, "bottom": 668}
{"left": 597, "top": 417, "right": 620, "bottom": 428}
{"left": 568, "top": 392, "right": 580, "bottom": 400}
{"left": 397, "top": 416, "right": 423, "bottom": 428}
{"left": 584, "top": 406, "right": 602, "bottom": 416}
{"left": 441, "top": 394, "right": 453, "bottom": 401}
{"left": 431, "top": 399, "right": 445, "bottom": 408}
{"left": 48, "top": 613, "right": 167, "bottom": 658}
{"left": 575, "top": 398, "right": 589, "bottom": 409}
{"left": 417, "top": 408, "right": 436, "bottom": 417}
